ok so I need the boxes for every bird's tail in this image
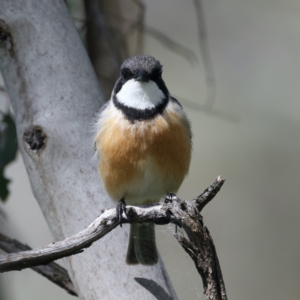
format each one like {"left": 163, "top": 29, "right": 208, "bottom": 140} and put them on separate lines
{"left": 126, "top": 223, "right": 158, "bottom": 265}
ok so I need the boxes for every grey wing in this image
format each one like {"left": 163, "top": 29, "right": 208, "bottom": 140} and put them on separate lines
{"left": 170, "top": 96, "right": 183, "bottom": 108}
{"left": 170, "top": 96, "right": 192, "bottom": 140}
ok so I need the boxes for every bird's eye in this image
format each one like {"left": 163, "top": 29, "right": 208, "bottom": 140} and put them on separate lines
{"left": 121, "top": 69, "right": 133, "bottom": 81}
{"left": 150, "top": 70, "right": 162, "bottom": 81}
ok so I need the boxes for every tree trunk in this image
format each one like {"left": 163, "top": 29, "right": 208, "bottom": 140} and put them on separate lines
{"left": 0, "top": 1, "right": 177, "bottom": 299}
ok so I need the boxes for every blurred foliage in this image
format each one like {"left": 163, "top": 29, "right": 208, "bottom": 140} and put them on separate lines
{"left": 0, "top": 112, "right": 18, "bottom": 201}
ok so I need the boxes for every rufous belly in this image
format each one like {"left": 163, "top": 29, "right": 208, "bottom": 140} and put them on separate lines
{"left": 95, "top": 107, "right": 191, "bottom": 205}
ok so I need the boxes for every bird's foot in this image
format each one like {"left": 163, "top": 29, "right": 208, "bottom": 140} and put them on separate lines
{"left": 165, "top": 192, "right": 176, "bottom": 203}
{"left": 116, "top": 198, "right": 127, "bottom": 227}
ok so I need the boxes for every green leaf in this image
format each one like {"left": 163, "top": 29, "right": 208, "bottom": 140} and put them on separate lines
{"left": 0, "top": 112, "right": 18, "bottom": 201}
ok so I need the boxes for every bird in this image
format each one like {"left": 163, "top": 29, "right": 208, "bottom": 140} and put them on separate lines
{"left": 94, "top": 55, "right": 192, "bottom": 265}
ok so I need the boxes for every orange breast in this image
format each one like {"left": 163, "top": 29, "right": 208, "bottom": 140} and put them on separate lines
{"left": 95, "top": 106, "right": 191, "bottom": 202}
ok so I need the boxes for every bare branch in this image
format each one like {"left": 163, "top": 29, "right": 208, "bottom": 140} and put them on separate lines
{"left": 176, "top": 96, "right": 240, "bottom": 123}
{"left": 0, "top": 233, "right": 77, "bottom": 296}
{"left": 0, "top": 176, "right": 227, "bottom": 300}
{"left": 0, "top": 206, "right": 163, "bottom": 272}
{"left": 145, "top": 27, "right": 198, "bottom": 65}
{"left": 195, "top": 176, "right": 225, "bottom": 211}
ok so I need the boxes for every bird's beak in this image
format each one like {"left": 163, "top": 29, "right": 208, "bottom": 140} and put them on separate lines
{"left": 134, "top": 70, "right": 149, "bottom": 82}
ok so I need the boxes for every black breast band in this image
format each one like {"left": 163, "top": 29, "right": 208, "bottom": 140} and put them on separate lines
{"left": 113, "top": 95, "right": 169, "bottom": 122}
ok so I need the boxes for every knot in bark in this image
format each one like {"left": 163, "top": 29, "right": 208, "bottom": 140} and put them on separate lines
{"left": 0, "top": 20, "right": 13, "bottom": 53}
{"left": 23, "top": 126, "right": 47, "bottom": 154}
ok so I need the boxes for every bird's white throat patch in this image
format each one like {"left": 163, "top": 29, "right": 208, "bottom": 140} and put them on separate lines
{"left": 116, "top": 79, "right": 165, "bottom": 109}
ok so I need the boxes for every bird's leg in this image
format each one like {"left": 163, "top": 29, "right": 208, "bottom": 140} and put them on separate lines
{"left": 116, "top": 198, "right": 127, "bottom": 227}
{"left": 164, "top": 192, "right": 183, "bottom": 228}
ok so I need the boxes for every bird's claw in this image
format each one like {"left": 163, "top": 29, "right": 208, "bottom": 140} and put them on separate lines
{"left": 165, "top": 192, "right": 176, "bottom": 203}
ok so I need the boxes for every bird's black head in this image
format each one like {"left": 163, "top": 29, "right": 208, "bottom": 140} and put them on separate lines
{"left": 112, "top": 55, "right": 170, "bottom": 122}
{"left": 113, "top": 55, "right": 169, "bottom": 96}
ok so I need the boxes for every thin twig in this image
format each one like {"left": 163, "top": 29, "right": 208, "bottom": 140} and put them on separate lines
{"left": 195, "top": 176, "right": 225, "bottom": 211}
{"left": 176, "top": 96, "right": 240, "bottom": 123}
{"left": 145, "top": 27, "right": 198, "bottom": 65}
{"left": 193, "top": 0, "right": 216, "bottom": 108}
{"left": 0, "top": 233, "right": 77, "bottom": 296}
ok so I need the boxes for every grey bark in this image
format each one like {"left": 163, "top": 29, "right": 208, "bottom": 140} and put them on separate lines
{"left": 0, "top": 1, "right": 176, "bottom": 299}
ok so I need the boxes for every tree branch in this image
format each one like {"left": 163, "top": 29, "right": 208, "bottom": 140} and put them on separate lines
{"left": 145, "top": 27, "right": 198, "bottom": 65}
{"left": 193, "top": 0, "right": 216, "bottom": 108}
{"left": 195, "top": 175, "right": 225, "bottom": 211}
{"left": 0, "top": 176, "right": 226, "bottom": 300}
{"left": 0, "top": 233, "right": 77, "bottom": 296}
